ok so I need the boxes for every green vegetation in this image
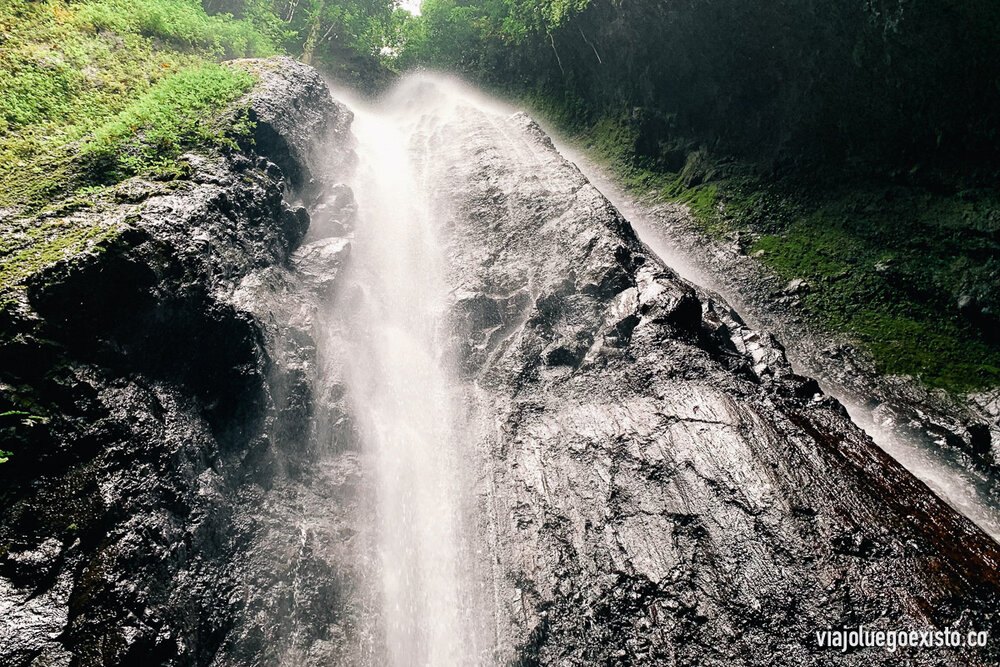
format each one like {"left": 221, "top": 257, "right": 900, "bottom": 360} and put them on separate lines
{"left": 590, "top": 149, "right": 1000, "bottom": 392}
{"left": 2, "top": 0, "right": 997, "bottom": 396}
{"left": 566, "top": 115, "right": 728, "bottom": 235}
{"left": 0, "top": 0, "right": 412, "bottom": 307}
{"left": 1, "top": 0, "right": 408, "bottom": 218}
{"left": 399, "top": 0, "right": 1000, "bottom": 166}
{"left": 0, "top": 0, "right": 271, "bottom": 214}
{"left": 83, "top": 63, "right": 256, "bottom": 179}
{"left": 0, "top": 412, "right": 47, "bottom": 465}
{"left": 0, "top": 0, "right": 408, "bottom": 472}
{"left": 736, "top": 180, "right": 1000, "bottom": 391}
{"left": 79, "top": 0, "right": 278, "bottom": 57}
{"left": 0, "top": 214, "right": 121, "bottom": 299}
{"left": 202, "top": 0, "right": 408, "bottom": 84}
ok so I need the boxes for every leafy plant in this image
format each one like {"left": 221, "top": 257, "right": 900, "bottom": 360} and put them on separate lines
{"left": 82, "top": 63, "right": 256, "bottom": 180}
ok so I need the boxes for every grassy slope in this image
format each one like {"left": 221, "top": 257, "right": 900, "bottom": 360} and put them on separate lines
{"left": 564, "top": 114, "right": 1000, "bottom": 393}
{"left": 0, "top": 0, "right": 277, "bottom": 301}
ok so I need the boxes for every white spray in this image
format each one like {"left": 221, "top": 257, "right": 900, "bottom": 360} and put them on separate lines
{"left": 333, "top": 81, "right": 480, "bottom": 666}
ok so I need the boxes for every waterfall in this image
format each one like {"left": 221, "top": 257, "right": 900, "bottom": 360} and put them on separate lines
{"left": 310, "top": 73, "right": 1000, "bottom": 665}
{"left": 330, "top": 81, "right": 482, "bottom": 666}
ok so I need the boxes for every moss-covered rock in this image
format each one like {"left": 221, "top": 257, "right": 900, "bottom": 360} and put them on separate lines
{"left": 0, "top": 57, "right": 353, "bottom": 666}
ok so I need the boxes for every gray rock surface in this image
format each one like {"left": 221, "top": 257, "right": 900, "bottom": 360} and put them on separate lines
{"left": 235, "top": 56, "right": 355, "bottom": 205}
{"left": 410, "top": 105, "right": 1000, "bottom": 665}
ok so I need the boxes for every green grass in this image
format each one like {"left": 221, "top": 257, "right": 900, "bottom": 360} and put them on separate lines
{"left": 77, "top": 0, "right": 276, "bottom": 59}
{"left": 0, "top": 0, "right": 276, "bottom": 296}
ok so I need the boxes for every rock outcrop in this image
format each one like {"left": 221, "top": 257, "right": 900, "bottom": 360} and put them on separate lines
{"left": 0, "top": 57, "right": 357, "bottom": 666}
{"left": 415, "top": 104, "right": 1000, "bottom": 665}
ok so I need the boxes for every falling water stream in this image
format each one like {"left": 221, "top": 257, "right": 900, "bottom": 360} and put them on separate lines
{"left": 333, "top": 83, "right": 480, "bottom": 666}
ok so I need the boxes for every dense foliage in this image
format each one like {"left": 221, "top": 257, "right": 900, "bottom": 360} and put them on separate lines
{"left": 400, "top": 0, "right": 1000, "bottom": 169}
{"left": 83, "top": 64, "right": 257, "bottom": 179}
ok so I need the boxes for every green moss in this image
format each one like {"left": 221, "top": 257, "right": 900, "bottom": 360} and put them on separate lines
{"left": 752, "top": 226, "right": 857, "bottom": 282}
{"left": 0, "top": 214, "right": 122, "bottom": 294}
{"left": 534, "top": 104, "right": 1000, "bottom": 394}
{"left": 0, "top": 0, "right": 273, "bottom": 214}
{"left": 739, "top": 182, "right": 1000, "bottom": 392}
{"left": 562, "top": 115, "right": 729, "bottom": 235}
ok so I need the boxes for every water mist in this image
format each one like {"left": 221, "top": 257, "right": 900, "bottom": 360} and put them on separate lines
{"left": 331, "top": 82, "right": 482, "bottom": 666}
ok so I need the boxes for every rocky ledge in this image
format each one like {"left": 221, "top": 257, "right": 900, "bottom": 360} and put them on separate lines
{"left": 0, "top": 57, "right": 354, "bottom": 666}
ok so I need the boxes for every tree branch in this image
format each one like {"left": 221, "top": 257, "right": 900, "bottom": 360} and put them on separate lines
{"left": 549, "top": 32, "right": 565, "bottom": 75}
{"left": 579, "top": 27, "right": 602, "bottom": 64}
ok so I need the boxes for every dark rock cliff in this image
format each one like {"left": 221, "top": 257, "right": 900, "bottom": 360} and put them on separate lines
{"left": 0, "top": 57, "right": 355, "bottom": 666}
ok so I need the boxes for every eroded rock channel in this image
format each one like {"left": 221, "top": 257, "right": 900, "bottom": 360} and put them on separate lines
{"left": 1, "top": 61, "right": 998, "bottom": 666}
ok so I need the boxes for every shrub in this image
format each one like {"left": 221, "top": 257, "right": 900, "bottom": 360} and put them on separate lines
{"left": 82, "top": 63, "right": 256, "bottom": 178}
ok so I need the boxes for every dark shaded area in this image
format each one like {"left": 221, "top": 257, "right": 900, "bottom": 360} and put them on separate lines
{"left": 402, "top": 0, "right": 1000, "bottom": 171}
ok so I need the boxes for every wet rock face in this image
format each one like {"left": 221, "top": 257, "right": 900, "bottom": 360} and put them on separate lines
{"left": 419, "top": 110, "right": 1000, "bottom": 664}
{"left": 0, "top": 59, "right": 356, "bottom": 667}
{"left": 237, "top": 56, "right": 355, "bottom": 205}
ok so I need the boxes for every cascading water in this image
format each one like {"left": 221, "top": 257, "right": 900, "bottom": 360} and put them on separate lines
{"left": 330, "top": 82, "right": 483, "bottom": 666}
{"left": 303, "top": 73, "right": 1000, "bottom": 665}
